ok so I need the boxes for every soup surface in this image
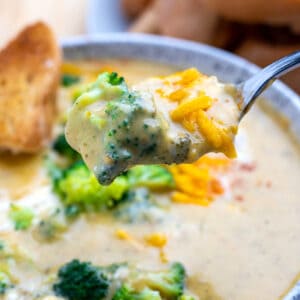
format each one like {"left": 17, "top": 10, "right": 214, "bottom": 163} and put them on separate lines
{"left": 0, "top": 59, "right": 299, "bottom": 300}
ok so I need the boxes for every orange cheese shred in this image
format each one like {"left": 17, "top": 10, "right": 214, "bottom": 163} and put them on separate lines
{"left": 145, "top": 232, "right": 167, "bottom": 248}
{"left": 170, "top": 94, "right": 213, "bottom": 121}
{"left": 169, "top": 155, "right": 231, "bottom": 206}
{"left": 156, "top": 68, "right": 238, "bottom": 159}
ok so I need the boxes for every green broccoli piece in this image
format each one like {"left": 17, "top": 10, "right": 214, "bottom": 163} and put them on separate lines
{"left": 178, "top": 295, "right": 196, "bottom": 300}
{"left": 0, "top": 271, "right": 12, "bottom": 295}
{"left": 112, "top": 263, "right": 186, "bottom": 300}
{"left": 67, "top": 71, "right": 170, "bottom": 186}
{"left": 53, "top": 259, "right": 109, "bottom": 300}
{"left": 53, "top": 261, "right": 189, "bottom": 300}
{"left": 76, "top": 72, "right": 127, "bottom": 108}
{"left": 0, "top": 241, "right": 4, "bottom": 251}
{"left": 44, "top": 156, "right": 64, "bottom": 186}
{"left": 52, "top": 133, "right": 81, "bottom": 162}
{"left": 8, "top": 204, "right": 34, "bottom": 231}
{"left": 54, "top": 161, "right": 129, "bottom": 214}
{"left": 127, "top": 165, "right": 175, "bottom": 190}
{"left": 135, "top": 262, "right": 185, "bottom": 299}
{"left": 113, "top": 285, "right": 162, "bottom": 300}
{"left": 108, "top": 72, "right": 124, "bottom": 86}
{"left": 61, "top": 74, "right": 81, "bottom": 87}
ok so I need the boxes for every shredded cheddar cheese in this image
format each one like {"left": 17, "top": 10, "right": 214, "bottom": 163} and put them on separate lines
{"left": 115, "top": 229, "right": 131, "bottom": 240}
{"left": 170, "top": 94, "right": 213, "bottom": 121}
{"left": 196, "top": 110, "right": 237, "bottom": 157}
{"left": 145, "top": 232, "right": 168, "bottom": 263}
{"left": 170, "top": 155, "right": 231, "bottom": 206}
{"left": 156, "top": 68, "right": 237, "bottom": 159}
{"left": 175, "top": 68, "right": 202, "bottom": 85}
{"left": 115, "top": 229, "right": 143, "bottom": 250}
{"left": 145, "top": 232, "right": 167, "bottom": 248}
{"left": 115, "top": 230, "right": 168, "bottom": 263}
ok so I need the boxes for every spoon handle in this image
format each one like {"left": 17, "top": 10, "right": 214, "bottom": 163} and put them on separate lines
{"left": 239, "top": 50, "right": 300, "bottom": 119}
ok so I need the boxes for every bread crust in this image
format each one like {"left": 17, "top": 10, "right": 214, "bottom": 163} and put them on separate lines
{"left": 0, "top": 21, "right": 61, "bottom": 153}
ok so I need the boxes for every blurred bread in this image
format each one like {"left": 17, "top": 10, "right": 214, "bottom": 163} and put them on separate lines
{"left": 155, "top": 0, "right": 218, "bottom": 43}
{"left": 202, "top": 0, "right": 300, "bottom": 33}
{"left": 123, "top": 0, "right": 300, "bottom": 93}
{"left": 121, "top": 0, "right": 152, "bottom": 19}
{"left": 129, "top": 0, "right": 219, "bottom": 43}
{"left": 129, "top": 1, "right": 159, "bottom": 33}
{"left": 0, "top": 22, "right": 61, "bottom": 153}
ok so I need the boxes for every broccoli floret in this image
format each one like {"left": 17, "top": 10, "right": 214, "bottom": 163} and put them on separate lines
{"left": 112, "top": 263, "right": 186, "bottom": 300}
{"left": 66, "top": 71, "right": 172, "bottom": 186}
{"left": 44, "top": 156, "right": 64, "bottom": 186}
{"left": 52, "top": 133, "right": 81, "bottom": 162}
{"left": 135, "top": 262, "right": 185, "bottom": 299}
{"left": 113, "top": 285, "right": 162, "bottom": 300}
{"left": 54, "top": 161, "right": 129, "bottom": 214}
{"left": 53, "top": 261, "right": 189, "bottom": 300}
{"left": 127, "top": 165, "right": 175, "bottom": 190}
{"left": 61, "top": 74, "right": 81, "bottom": 87}
{"left": 0, "top": 271, "right": 12, "bottom": 295}
{"left": 78, "top": 72, "right": 127, "bottom": 108}
{"left": 53, "top": 259, "right": 109, "bottom": 300}
{"left": 0, "top": 241, "right": 4, "bottom": 251}
{"left": 8, "top": 204, "right": 34, "bottom": 231}
{"left": 108, "top": 72, "right": 124, "bottom": 86}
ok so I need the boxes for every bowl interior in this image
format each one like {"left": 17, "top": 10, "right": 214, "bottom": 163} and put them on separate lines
{"left": 61, "top": 33, "right": 300, "bottom": 300}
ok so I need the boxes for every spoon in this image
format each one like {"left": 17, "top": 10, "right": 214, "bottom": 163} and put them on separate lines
{"left": 238, "top": 50, "right": 300, "bottom": 120}
{"left": 66, "top": 51, "right": 300, "bottom": 185}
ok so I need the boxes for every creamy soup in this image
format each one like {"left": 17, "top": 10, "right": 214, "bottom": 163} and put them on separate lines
{"left": 0, "top": 59, "right": 299, "bottom": 300}
{"left": 65, "top": 68, "right": 240, "bottom": 185}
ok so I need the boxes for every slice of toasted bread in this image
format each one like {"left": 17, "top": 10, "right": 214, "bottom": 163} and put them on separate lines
{"left": 0, "top": 22, "right": 61, "bottom": 153}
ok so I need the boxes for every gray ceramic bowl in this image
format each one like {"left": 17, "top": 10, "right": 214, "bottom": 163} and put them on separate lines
{"left": 62, "top": 33, "right": 300, "bottom": 299}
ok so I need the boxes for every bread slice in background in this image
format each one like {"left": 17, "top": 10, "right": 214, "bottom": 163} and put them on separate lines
{"left": 0, "top": 21, "right": 61, "bottom": 153}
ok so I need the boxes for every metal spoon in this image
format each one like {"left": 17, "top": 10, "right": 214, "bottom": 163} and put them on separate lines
{"left": 238, "top": 50, "right": 300, "bottom": 120}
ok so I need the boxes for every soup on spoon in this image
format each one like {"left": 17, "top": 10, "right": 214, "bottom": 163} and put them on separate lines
{"left": 65, "top": 68, "right": 241, "bottom": 185}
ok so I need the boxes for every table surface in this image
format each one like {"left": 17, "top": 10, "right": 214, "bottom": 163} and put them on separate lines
{"left": 0, "top": 0, "right": 88, "bottom": 47}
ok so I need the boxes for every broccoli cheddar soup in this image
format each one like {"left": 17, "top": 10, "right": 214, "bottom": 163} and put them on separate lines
{"left": 0, "top": 59, "right": 300, "bottom": 300}
{"left": 65, "top": 68, "right": 240, "bottom": 185}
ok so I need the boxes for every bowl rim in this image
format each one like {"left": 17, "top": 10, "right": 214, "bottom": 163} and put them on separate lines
{"left": 61, "top": 33, "right": 300, "bottom": 138}
{"left": 61, "top": 32, "right": 299, "bottom": 101}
